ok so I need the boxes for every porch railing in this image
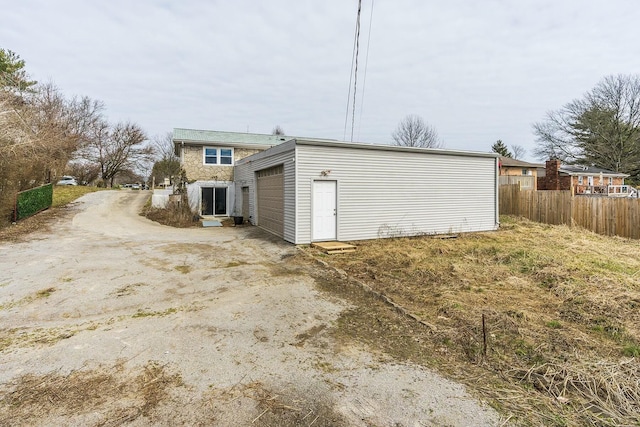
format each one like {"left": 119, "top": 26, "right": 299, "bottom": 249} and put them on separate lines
{"left": 575, "top": 185, "right": 638, "bottom": 197}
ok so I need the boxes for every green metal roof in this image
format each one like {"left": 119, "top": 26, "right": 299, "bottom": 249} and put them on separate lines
{"left": 173, "top": 128, "right": 291, "bottom": 146}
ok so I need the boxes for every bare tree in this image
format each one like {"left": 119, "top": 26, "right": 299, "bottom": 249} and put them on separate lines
{"left": 66, "top": 159, "right": 100, "bottom": 185}
{"left": 150, "top": 132, "right": 182, "bottom": 186}
{"left": 1, "top": 81, "right": 103, "bottom": 192}
{"left": 26, "top": 83, "right": 104, "bottom": 180}
{"left": 272, "top": 125, "right": 285, "bottom": 135}
{"left": 0, "top": 84, "right": 82, "bottom": 220}
{"left": 510, "top": 144, "right": 527, "bottom": 160}
{"left": 391, "top": 115, "right": 442, "bottom": 148}
{"left": 533, "top": 74, "right": 640, "bottom": 178}
{"left": 152, "top": 132, "right": 178, "bottom": 161}
{"left": 83, "top": 121, "right": 153, "bottom": 187}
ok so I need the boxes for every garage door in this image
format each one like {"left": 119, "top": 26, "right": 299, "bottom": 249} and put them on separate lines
{"left": 256, "top": 165, "right": 284, "bottom": 237}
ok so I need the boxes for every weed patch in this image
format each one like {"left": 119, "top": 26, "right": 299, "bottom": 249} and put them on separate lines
{"left": 36, "top": 287, "right": 56, "bottom": 298}
{"left": 174, "top": 264, "right": 191, "bottom": 274}
{"left": 235, "top": 382, "right": 349, "bottom": 427}
{"left": 304, "top": 217, "right": 640, "bottom": 426}
{"left": 142, "top": 196, "right": 201, "bottom": 228}
{"left": 0, "top": 361, "right": 183, "bottom": 426}
{"left": 0, "top": 287, "right": 57, "bottom": 310}
{"left": 0, "top": 327, "right": 76, "bottom": 352}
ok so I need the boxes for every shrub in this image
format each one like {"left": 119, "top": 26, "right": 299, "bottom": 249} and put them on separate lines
{"left": 15, "top": 183, "right": 53, "bottom": 221}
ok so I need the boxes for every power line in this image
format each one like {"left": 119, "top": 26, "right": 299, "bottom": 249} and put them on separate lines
{"left": 342, "top": 4, "right": 360, "bottom": 141}
{"left": 350, "top": 0, "right": 362, "bottom": 142}
{"left": 357, "top": 0, "right": 374, "bottom": 142}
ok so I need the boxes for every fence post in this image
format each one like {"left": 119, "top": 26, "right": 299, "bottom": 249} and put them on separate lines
{"left": 569, "top": 187, "right": 575, "bottom": 228}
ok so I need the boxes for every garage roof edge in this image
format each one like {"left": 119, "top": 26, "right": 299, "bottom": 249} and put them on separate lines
{"left": 292, "top": 138, "right": 499, "bottom": 159}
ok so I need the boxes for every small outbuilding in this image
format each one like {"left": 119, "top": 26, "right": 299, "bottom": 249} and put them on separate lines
{"left": 234, "top": 139, "right": 499, "bottom": 244}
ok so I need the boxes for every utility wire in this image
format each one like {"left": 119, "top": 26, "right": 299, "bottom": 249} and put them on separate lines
{"left": 357, "top": 0, "right": 374, "bottom": 142}
{"left": 343, "top": 6, "right": 360, "bottom": 141}
{"left": 350, "top": 0, "right": 362, "bottom": 142}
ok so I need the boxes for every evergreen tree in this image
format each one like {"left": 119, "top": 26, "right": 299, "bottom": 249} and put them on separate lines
{"left": 491, "top": 140, "right": 512, "bottom": 157}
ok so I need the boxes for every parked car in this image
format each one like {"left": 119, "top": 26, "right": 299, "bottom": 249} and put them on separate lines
{"left": 56, "top": 176, "right": 78, "bottom": 186}
{"left": 131, "top": 183, "right": 141, "bottom": 190}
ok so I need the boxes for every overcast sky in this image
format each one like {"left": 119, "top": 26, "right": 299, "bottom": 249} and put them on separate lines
{"left": 3, "top": 0, "right": 640, "bottom": 160}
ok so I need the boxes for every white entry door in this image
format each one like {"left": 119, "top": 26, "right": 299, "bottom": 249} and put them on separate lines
{"left": 313, "top": 180, "right": 337, "bottom": 241}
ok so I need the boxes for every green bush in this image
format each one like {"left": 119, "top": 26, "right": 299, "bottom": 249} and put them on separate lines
{"left": 15, "top": 183, "right": 53, "bottom": 221}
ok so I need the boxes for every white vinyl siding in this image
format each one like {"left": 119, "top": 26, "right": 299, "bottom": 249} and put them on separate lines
{"left": 235, "top": 140, "right": 498, "bottom": 245}
{"left": 295, "top": 144, "right": 498, "bottom": 244}
{"left": 234, "top": 141, "right": 296, "bottom": 243}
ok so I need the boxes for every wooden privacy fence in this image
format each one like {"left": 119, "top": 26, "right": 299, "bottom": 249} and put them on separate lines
{"left": 498, "top": 175, "right": 536, "bottom": 190}
{"left": 500, "top": 184, "right": 640, "bottom": 239}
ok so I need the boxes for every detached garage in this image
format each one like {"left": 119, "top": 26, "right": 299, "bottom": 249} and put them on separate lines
{"left": 234, "top": 139, "right": 499, "bottom": 244}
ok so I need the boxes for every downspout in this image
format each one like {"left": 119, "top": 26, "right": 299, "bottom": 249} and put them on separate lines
{"left": 293, "top": 143, "right": 298, "bottom": 244}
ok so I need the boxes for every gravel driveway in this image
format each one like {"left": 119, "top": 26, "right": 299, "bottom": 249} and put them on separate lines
{"left": 0, "top": 191, "right": 500, "bottom": 426}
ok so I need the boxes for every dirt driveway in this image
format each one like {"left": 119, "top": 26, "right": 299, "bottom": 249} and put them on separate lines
{"left": 0, "top": 191, "right": 500, "bottom": 426}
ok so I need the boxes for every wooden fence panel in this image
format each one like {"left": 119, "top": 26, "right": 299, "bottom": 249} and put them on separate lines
{"left": 499, "top": 176, "right": 536, "bottom": 190}
{"left": 500, "top": 185, "right": 640, "bottom": 239}
{"left": 499, "top": 184, "right": 521, "bottom": 215}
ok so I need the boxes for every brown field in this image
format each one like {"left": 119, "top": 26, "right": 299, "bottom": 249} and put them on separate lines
{"left": 305, "top": 216, "right": 640, "bottom": 426}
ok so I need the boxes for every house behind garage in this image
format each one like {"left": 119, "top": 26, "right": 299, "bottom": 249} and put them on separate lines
{"left": 173, "top": 128, "right": 292, "bottom": 216}
{"left": 235, "top": 138, "right": 499, "bottom": 244}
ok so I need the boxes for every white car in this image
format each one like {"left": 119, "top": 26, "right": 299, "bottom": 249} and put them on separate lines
{"left": 56, "top": 176, "right": 78, "bottom": 186}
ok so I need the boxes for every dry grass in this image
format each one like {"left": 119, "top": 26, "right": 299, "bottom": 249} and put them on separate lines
{"left": 0, "top": 206, "right": 68, "bottom": 242}
{"left": 305, "top": 216, "right": 640, "bottom": 426}
{"left": 0, "top": 361, "right": 183, "bottom": 427}
{"left": 52, "top": 185, "right": 103, "bottom": 208}
{"left": 143, "top": 197, "right": 201, "bottom": 228}
{"left": 0, "top": 287, "right": 57, "bottom": 310}
{"left": 224, "top": 382, "right": 350, "bottom": 427}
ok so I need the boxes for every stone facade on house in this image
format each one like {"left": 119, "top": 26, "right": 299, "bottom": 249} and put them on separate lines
{"left": 182, "top": 146, "right": 262, "bottom": 181}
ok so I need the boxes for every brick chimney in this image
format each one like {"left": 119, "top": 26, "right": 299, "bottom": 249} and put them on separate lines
{"left": 545, "top": 159, "right": 561, "bottom": 190}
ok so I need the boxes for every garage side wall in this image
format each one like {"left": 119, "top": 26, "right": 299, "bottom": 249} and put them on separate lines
{"left": 234, "top": 143, "right": 296, "bottom": 243}
{"left": 296, "top": 145, "right": 498, "bottom": 244}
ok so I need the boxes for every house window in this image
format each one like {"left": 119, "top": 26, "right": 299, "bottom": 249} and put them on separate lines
{"left": 203, "top": 147, "right": 234, "bottom": 165}
{"left": 521, "top": 169, "right": 532, "bottom": 176}
{"left": 220, "top": 149, "right": 233, "bottom": 165}
{"left": 587, "top": 176, "right": 594, "bottom": 186}
{"left": 578, "top": 176, "right": 583, "bottom": 185}
{"left": 608, "top": 177, "right": 613, "bottom": 185}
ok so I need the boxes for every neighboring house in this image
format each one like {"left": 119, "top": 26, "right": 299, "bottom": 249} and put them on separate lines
{"left": 172, "top": 128, "right": 292, "bottom": 216}
{"left": 234, "top": 139, "right": 499, "bottom": 244}
{"left": 498, "top": 157, "right": 543, "bottom": 190}
{"left": 538, "top": 159, "right": 630, "bottom": 196}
